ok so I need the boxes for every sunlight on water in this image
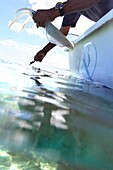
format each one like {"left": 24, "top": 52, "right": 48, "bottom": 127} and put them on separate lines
{"left": 0, "top": 146, "right": 58, "bottom": 169}
{"left": 0, "top": 59, "right": 113, "bottom": 169}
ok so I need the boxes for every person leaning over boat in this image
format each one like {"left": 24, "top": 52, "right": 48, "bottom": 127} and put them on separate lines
{"left": 33, "top": 0, "right": 113, "bottom": 62}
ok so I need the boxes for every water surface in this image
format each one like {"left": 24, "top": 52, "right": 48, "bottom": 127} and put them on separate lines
{"left": 0, "top": 59, "right": 113, "bottom": 170}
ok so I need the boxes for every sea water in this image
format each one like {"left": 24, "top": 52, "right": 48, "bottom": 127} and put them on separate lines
{"left": 0, "top": 59, "right": 113, "bottom": 170}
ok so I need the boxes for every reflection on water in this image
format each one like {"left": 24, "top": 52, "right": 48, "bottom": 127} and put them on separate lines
{"left": 0, "top": 60, "right": 113, "bottom": 169}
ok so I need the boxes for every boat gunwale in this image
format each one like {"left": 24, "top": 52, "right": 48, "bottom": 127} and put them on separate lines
{"left": 73, "top": 9, "right": 113, "bottom": 44}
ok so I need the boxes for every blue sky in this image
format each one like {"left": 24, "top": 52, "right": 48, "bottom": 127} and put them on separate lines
{"left": 0, "top": 0, "right": 94, "bottom": 69}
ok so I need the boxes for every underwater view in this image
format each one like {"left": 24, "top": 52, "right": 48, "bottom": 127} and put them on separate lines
{"left": 0, "top": 59, "right": 113, "bottom": 170}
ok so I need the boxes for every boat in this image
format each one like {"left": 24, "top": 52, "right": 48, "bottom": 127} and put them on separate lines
{"left": 69, "top": 9, "right": 113, "bottom": 88}
{"left": 9, "top": 8, "right": 113, "bottom": 89}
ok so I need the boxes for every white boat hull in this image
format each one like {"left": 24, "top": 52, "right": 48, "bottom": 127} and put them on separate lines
{"left": 69, "top": 9, "right": 113, "bottom": 88}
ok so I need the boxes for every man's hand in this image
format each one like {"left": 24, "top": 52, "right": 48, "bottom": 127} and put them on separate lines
{"left": 34, "top": 50, "right": 46, "bottom": 62}
{"left": 33, "top": 9, "right": 60, "bottom": 27}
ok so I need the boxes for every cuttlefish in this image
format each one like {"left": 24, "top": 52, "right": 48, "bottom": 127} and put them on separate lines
{"left": 9, "top": 8, "right": 74, "bottom": 64}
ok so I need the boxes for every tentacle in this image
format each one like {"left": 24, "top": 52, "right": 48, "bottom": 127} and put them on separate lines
{"left": 16, "top": 8, "right": 35, "bottom": 17}
{"left": 19, "top": 16, "right": 32, "bottom": 35}
{"left": 9, "top": 11, "right": 31, "bottom": 28}
{"left": 9, "top": 8, "right": 35, "bottom": 29}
